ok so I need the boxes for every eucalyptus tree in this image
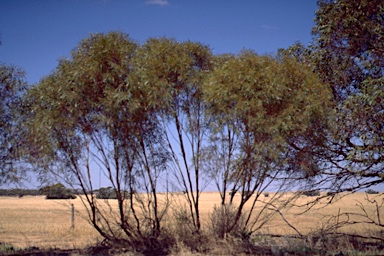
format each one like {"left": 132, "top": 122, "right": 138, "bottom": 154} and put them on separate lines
{"left": 133, "top": 38, "right": 213, "bottom": 232}
{"left": 26, "top": 32, "right": 170, "bottom": 248}
{"left": 265, "top": 1, "right": 384, "bottom": 239}
{"left": 203, "top": 50, "right": 332, "bottom": 237}
{"left": 198, "top": 54, "right": 238, "bottom": 206}
{"left": 299, "top": 0, "right": 384, "bottom": 193}
{"left": 0, "top": 64, "right": 27, "bottom": 184}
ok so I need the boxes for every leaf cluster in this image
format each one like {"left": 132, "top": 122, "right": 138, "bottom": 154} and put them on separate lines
{"left": 0, "top": 64, "right": 27, "bottom": 184}
{"left": 313, "top": 0, "right": 384, "bottom": 99}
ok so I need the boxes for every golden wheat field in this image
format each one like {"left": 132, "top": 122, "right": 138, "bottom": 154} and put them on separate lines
{"left": 0, "top": 192, "right": 382, "bottom": 250}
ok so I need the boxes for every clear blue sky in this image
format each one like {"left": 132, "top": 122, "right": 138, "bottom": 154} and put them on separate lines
{"left": 1, "top": 0, "right": 318, "bottom": 85}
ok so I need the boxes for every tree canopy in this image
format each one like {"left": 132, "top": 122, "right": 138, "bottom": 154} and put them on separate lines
{"left": 309, "top": 0, "right": 384, "bottom": 191}
{"left": 0, "top": 64, "right": 27, "bottom": 184}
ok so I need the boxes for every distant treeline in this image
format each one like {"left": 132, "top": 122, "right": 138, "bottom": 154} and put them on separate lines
{"left": 0, "top": 188, "right": 41, "bottom": 197}
{"left": 0, "top": 183, "right": 78, "bottom": 199}
{"left": 0, "top": 185, "right": 128, "bottom": 199}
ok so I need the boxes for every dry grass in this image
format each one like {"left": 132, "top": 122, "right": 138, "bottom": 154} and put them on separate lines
{"left": 231, "top": 191, "right": 383, "bottom": 236}
{"left": 0, "top": 192, "right": 382, "bottom": 251}
{"left": 0, "top": 195, "right": 101, "bottom": 249}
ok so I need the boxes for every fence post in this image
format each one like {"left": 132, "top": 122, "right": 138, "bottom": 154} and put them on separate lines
{"left": 71, "top": 203, "right": 75, "bottom": 230}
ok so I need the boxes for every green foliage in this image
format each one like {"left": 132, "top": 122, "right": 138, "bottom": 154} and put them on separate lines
{"left": 209, "top": 204, "right": 246, "bottom": 239}
{"left": 280, "top": 0, "right": 384, "bottom": 192}
{"left": 26, "top": 32, "right": 140, "bottom": 158}
{"left": 307, "top": 0, "right": 384, "bottom": 191}
{"left": 39, "top": 183, "right": 76, "bottom": 199}
{"left": 204, "top": 51, "right": 331, "bottom": 180}
{"left": 0, "top": 242, "right": 19, "bottom": 254}
{"left": 22, "top": 31, "right": 334, "bottom": 250}
{"left": 26, "top": 32, "right": 171, "bottom": 246}
{"left": 300, "top": 190, "right": 321, "bottom": 197}
{"left": 205, "top": 51, "right": 330, "bottom": 137}
{"left": 171, "top": 206, "right": 210, "bottom": 253}
{"left": 313, "top": 0, "right": 384, "bottom": 99}
{"left": 134, "top": 37, "right": 214, "bottom": 232}
{"left": 95, "top": 187, "right": 131, "bottom": 199}
{"left": 0, "top": 188, "right": 40, "bottom": 196}
{"left": 0, "top": 64, "right": 27, "bottom": 184}
{"left": 366, "top": 189, "right": 379, "bottom": 195}
{"left": 96, "top": 187, "right": 117, "bottom": 199}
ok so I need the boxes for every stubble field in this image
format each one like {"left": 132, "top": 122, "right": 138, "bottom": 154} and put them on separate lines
{"left": 0, "top": 192, "right": 382, "bottom": 251}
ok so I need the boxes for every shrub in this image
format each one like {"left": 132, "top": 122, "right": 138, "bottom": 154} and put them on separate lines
{"left": 209, "top": 204, "right": 246, "bottom": 239}
{"left": 264, "top": 192, "right": 269, "bottom": 197}
{"left": 301, "top": 190, "right": 320, "bottom": 197}
{"left": 171, "top": 206, "right": 210, "bottom": 253}
{"left": 95, "top": 187, "right": 132, "bottom": 199}
{"left": 96, "top": 187, "right": 116, "bottom": 199}
{"left": 0, "top": 188, "right": 40, "bottom": 197}
{"left": 40, "top": 183, "right": 77, "bottom": 199}
{"left": 0, "top": 242, "right": 19, "bottom": 254}
{"left": 366, "top": 189, "right": 379, "bottom": 194}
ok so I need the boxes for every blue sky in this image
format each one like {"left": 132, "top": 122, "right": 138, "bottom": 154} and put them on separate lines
{"left": 1, "top": 0, "right": 318, "bottom": 85}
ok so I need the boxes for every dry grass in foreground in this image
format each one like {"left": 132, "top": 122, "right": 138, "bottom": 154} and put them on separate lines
{"left": 0, "top": 192, "right": 383, "bottom": 254}
{"left": 0, "top": 195, "right": 101, "bottom": 250}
